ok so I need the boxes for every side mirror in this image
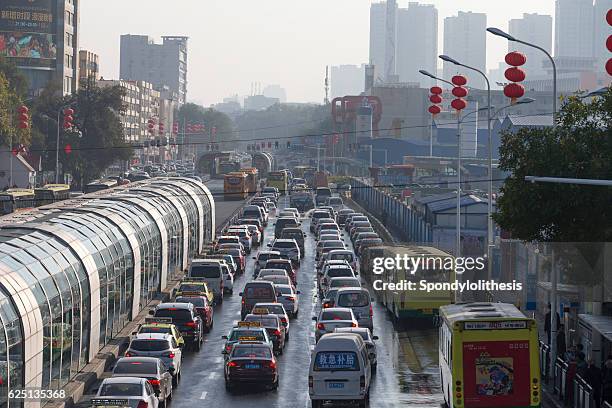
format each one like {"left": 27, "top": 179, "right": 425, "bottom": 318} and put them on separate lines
{"left": 222, "top": 350, "right": 228, "bottom": 355}
{"left": 221, "top": 335, "right": 228, "bottom": 339}
{"left": 372, "top": 336, "right": 379, "bottom": 340}
{"left": 297, "top": 291, "right": 301, "bottom": 294}
{"left": 239, "top": 292, "right": 243, "bottom": 296}
{"left": 131, "top": 331, "right": 137, "bottom": 335}
{"left": 148, "top": 310, "right": 154, "bottom": 315}
{"left": 312, "top": 316, "right": 317, "bottom": 321}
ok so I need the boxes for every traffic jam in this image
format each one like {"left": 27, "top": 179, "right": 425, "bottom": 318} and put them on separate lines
{"left": 91, "top": 177, "right": 382, "bottom": 408}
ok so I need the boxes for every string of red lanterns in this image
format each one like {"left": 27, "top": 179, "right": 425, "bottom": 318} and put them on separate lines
{"left": 504, "top": 51, "right": 527, "bottom": 104}
{"left": 451, "top": 75, "right": 468, "bottom": 112}
{"left": 606, "top": 9, "right": 612, "bottom": 76}
{"left": 428, "top": 86, "right": 443, "bottom": 116}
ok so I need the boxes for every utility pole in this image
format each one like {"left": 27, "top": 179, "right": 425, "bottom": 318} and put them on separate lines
{"left": 324, "top": 66, "right": 330, "bottom": 105}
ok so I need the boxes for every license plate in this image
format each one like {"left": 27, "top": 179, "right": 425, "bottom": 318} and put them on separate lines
{"left": 244, "top": 364, "right": 260, "bottom": 369}
{"left": 328, "top": 382, "right": 344, "bottom": 389}
{"left": 422, "top": 308, "right": 433, "bottom": 314}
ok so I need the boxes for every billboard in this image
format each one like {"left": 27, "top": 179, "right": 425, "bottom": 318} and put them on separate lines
{"left": 0, "top": 0, "right": 57, "bottom": 68}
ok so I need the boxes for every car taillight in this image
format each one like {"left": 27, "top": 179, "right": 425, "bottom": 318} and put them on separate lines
{"left": 186, "top": 321, "right": 197, "bottom": 328}
{"left": 166, "top": 352, "right": 175, "bottom": 358}
{"left": 370, "top": 304, "right": 373, "bottom": 317}
{"left": 273, "top": 329, "right": 281, "bottom": 337}
{"left": 281, "top": 317, "right": 287, "bottom": 323}
{"left": 267, "top": 361, "right": 277, "bottom": 370}
{"left": 286, "top": 296, "right": 295, "bottom": 301}
{"left": 228, "top": 361, "right": 238, "bottom": 367}
{"left": 125, "top": 352, "right": 133, "bottom": 357}
{"left": 137, "top": 401, "right": 148, "bottom": 408}
{"left": 351, "top": 322, "right": 357, "bottom": 327}
{"left": 225, "top": 345, "right": 232, "bottom": 352}
{"left": 360, "top": 375, "right": 366, "bottom": 388}
{"left": 317, "top": 323, "right": 325, "bottom": 330}
{"left": 148, "top": 379, "right": 160, "bottom": 386}
{"left": 309, "top": 376, "right": 313, "bottom": 388}
{"left": 323, "top": 302, "right": 331, "bottom": 308}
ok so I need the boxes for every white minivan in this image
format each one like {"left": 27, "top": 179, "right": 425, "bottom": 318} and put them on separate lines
{"left": 309, "top": 333, "right": 372, "bottom": 408}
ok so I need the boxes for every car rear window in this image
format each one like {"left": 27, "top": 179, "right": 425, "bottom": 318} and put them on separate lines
{"left": 130, "top": 339, "right": 170, "bottom": 351}
{"left": 266, "top": 261, "right": 288, "bottom": 269}
{"left": 337, "top": 292, "right": 370, "bottom": 308}
{"left": 321, "top": 310, "right": 353, "bottom": 320}
{"left": 245, "top": 284, "right": 275, "bottom": 298}
{"left": 178, "top": 283, "right": 204, "bottom": 293}
{"left": 154, "top": 309, "right": 192, "bottom": 322}
{"left": 139, "top": 326, "right": 171, "bottom": 335}
{"left": 176, "top": 297, "right": 206, "bottom": 307}
{"left": 232, "top": 347, "right": 272, "bottom": 358}
{"left": 257, "top": 253, "right": 278, "bottom": 262}
{"left": 330, "top": 279, "right": 360, "bottom": 288}
{"left": 99, "top": 383, "right": 142, "bottom": 396}
{"left": 190, "top": 264, "right": 221, "bottom": 278}
{"left": 276, "top": 286, "right": 293, "bottom": 295}
{"left": 327, "top": 269, "right": 353, "bottom": 278}
{"left": 229, "top": 330, "right": 266, "bottom": 342}
{"left": 314, "top": 352, "right": 359, "bottom": 371}
{"left": 273, "top": 241, "right": 296, "bottom": 249}
{"left": 245, "top": 316, "right": 278, "bottom": 327}
{"left": 330, "top": 253, "right": 354, "bottom": 262}
{"left": 312, "top": 212, "right": 328, "bottom": 219}
{"left": 259, "top": 305, "right": 284, "bottom": 314}
{"left": 324, "top": 241, "right": 345, "bottom": 248}
{"left": 114, "top": 361, "right": 157, "bottom": 374}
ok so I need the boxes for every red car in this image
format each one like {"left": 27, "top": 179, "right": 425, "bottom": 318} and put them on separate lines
{"left": 175, "top": 294, "right": 214, "bottom": 332}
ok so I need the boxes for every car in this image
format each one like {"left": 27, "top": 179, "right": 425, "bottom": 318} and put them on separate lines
{"left": 253, "top": 302, "right": 290, "bottom": 340}
{"left": 95, "top": 377, "right": 159, "bottom": 408}
{"left": 337, "top": 209, "right": 355, "bottom": 226}
{"left": 263, "top": 259, "right": 296, "bottom": 286}
{"left": 283, "top": 208, "right": 300, "bottom": 218}
{"left": 174, "top": 294, "right": 214, "bottom": 332}
{"left": 224, "top": 342, "right": 279, "bottom": 392}
{"left": 308, "top": 333, "right": 372, "bottom": 408}
{"left": 221, "top": 321, "right": 273, "bottom": 356}
{"left": 322, "top": 249, "right": 358, "bottom": 273}
{"left": 206, "top": 254, "right": 238, "bottom": 277}
{"left": 150, "top": 303, "right": 203, "bottom": 351}
{"left": 269, "top": 238, "right": 301, "bottom": 264}
{"left": 258, "top": 268, "right": 289, "bottom": 279}
{"left": 237, "top": 218, "right": 264, "bottom": 236}
{"left": 274, "top": 217, "right": 300, "bottom": 239}
{"left": 262, "top": 187, "right": 279, "bottom": 200}
{"left": 278, "top": 210, "right": 300, "bottom": 221}
{"left": 350, "top": 225, "right": 375, "bottom": 243}
{"left": 252, "top": 251, "right": 282, "bottom": 277}
{"left": 344, "top": 214, "right": 367, "bottom": 231}
{"left": 321, "top": 288, "right": 340, "bottom": 309}
{"left": 279, "top": 227, "right": 306, "bottom": 256}
{"left": 315, "top": 187, "right": 332, "bottom": 206}
{"left": 220, "top": 263, "right": 235, "bottom": 294}
{"left": 226, "top": 227, "right": 253, "bottom": 253}
{"left": 242, "top": 205, "right": 266, "bottom": 225}
{"left": 334, "top": 327, "right": 379, "bottom": 372}
{"left": 175, "top": 280, "right": 214, "bottom": 304}
{"left": 134, "top": 317, "right": 185, "bottom": 349}
{"left": 244, "top": 308, "right": 286, "bottom": 354}
{"left": 258, "top": 274, "right": 293, "bottom": 287}
{"left": 325, "top": 196, "right": 344, "bottom": 212}
{"left": 310, "top": 210, "right": 332, "bottom": 232}
{"left": 217, "top": 242, "right": 245, "bottom": 255}
{"left": 217, "top": 248, "right": 246, "bottom": 274}
{"left": 347, "top": 218, "right": 370, "bottom": 234}
{"left": 274, "top": 284, "right": 300, "bottom": 318}
{"left": 112, "top": 357, "right": 173, "bottom": 406}
{"left": 244, "top": 224, "right": 262, "bottom": 246}
{"left": 316, "top": 223, "right": 340, "bottom": 240}
{"left": 354, "top": 232, "right": 379, "bottom": 245}
{"left": 326, "top": 277, "right": 362, "bottom": 295}
{"left": 317, "top": 206, "right": 337, "bottom": 220}
{"left": 319, "top": 233, "right": 342, "bottom": 242}
{"left": 215, "top": 235, "right": 241, "bottom": 251}
{"left": 355, "top": 238, "right": 384, "bottom": 255}
{"left": 313, "top": 218, "right": 335, "bottom": 236}
{"left": 124, "top": 333, "right": 183, "bottom": 386}
{"left": 332, "top": 288, "right": 374, "bottom": 332}
{"left": 187, "top": 259, "right": 224, "bottom": 304}
{"left": 319, "top": 264, "right": 356, "bottom": 294}
{"left": 240, "top": 281, "right": 278, "bottom": 319}
{"left": 313, "top": 307, "right": 359, "bottom": 342}
{"left": 315, "top": 240, "right": 346, "bottom": 261}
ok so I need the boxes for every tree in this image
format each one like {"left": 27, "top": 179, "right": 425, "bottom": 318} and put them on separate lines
{"left": 177, "top": 103, "right": 234, "bottom": 145}
{"left": 0, "top": 57, "right": 32, "bottom": 148}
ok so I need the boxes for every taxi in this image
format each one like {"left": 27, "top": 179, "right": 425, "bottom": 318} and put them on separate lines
{"left": 221, "top": 321, "right": 273, "bottom": 356}
{"left": 243, "top": 307, "right": 286, "bottom": 355}
{"left": 175, "top": 279, "right": 214, "bottom": 304}
{"left": 132, "top": 317, "right": 185, "bottom": 349}
{"left": 224, "top": 342, "right": 279, "bottom": 392}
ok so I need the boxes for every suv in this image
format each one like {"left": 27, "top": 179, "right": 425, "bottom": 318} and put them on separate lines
{"left": 125, "top": 333, "right": 183, "bottom": 385}
{"left": 274, "top": 217, "right": 300, "bottom": 239}
{"left": 310, "top": 210, "right": 331, "bottom": 233}
{"left": 151, "top": 302, "right": 204, "bottom": 351}
{"left": 187, "top": 259, "right": 224, "bottom": 304}
{"left": 240, "top": 281, "right": 278, "bottom": 319}
{"left": 315, "top": 187, "right": 332, "bottom": 206}
{"left": 280, "top": 227, "right": 306, "bottom": 256}
{"left": 253, "top": 251, "right": 282, "bottom": 277}
{"left": 264, "top": 259, "right": 296, "bottom": 286}
{"left": 242, "top": 205, "right": 267, "bottom": 225}
{"left": 270, "top": 238, "right": 301, "bottom": 265}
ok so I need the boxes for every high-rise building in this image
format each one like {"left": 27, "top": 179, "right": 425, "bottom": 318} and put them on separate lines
{"left": 508, "top": 13, "right": 553, "bottom": 77}
{"left": 443, "top": 11, "right": 487, "bottom": 89}
{"left": 384, "top": 0, "right": 397, "bottom": 82}
{"left": 396, "top": 3, "right": 438, "bottom": 86}
{"left": 263, "top": 84, "right": 287, "bottom": 103}
{"left": 369, "top": 2, "right": 388, "bottom": 83}
{"left": 120, "top": 35, "right": 188, "bottom": 105}
{"left": 78, "top": 50, "right": 100, "bottom": 84}
{"left": 593, "top": 0, "right": 612, "bottom": 71}
{"left": 331, "top": 64, "right": 366, "bottom": 98}
{"left": 555, "top": 0, "right": 594, "bottom": 58}
{"left": 1, "top": 0, "right": 80, "bottom": 96}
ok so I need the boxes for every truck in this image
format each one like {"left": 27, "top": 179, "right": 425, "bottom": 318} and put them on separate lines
{"left": 314, "top": 171, "right": 328, "bottom": 188}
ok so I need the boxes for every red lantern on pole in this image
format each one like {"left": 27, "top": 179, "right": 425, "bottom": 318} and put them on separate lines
{"left": 429, "top": 95, "right": 442, "bottom": 104}
{"left": 172, "top": 123, "right": 179, "bottom": 134}
{"left": 158, "top": 122, "right": 165, "bottom": 133}
{"left": 147, "top": 118, "right": 155, "bottom": 134}
{"left": 451, "top": 75, "right": 467, "bottom": 86}
{"left": 452, "top": 86, "right": 468, "bottom": 98}
{"left": 504, "top": 83, "right": 525, "bottom": 104}
{"left": 505, "top": 67, "right": 526, "bottom": 83}
{"left": 17, "top": 105, "right": 29, "bottom": 129}
{"left": 428, "top": 105, "right": 441, "bottom": 115}
{"left": 607, "top": 8, "right": 612, "bottom": 26}
{"left": 63, "top": 108, "right": 75, "bottom": 130}
{"left": 505, "top": 51, "right": 527, "bottom": 67}
{"left": 606, "top": 58, "right": 612, "bottom": 76}
{"left": 64, "top": 144, "right": 72, "bottom": 155}
{"left": 430, "top": 86, "right": 443, "bottom": 95}
{"left": 451, "top": 98, "right": 467, "bottom": 111}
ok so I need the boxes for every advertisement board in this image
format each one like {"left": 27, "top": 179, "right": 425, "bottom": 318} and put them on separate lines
{"left": 0, "top": 0, "right": 57, "bottom": 68}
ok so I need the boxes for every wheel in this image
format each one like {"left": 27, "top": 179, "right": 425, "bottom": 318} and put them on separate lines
{"left": 229, "top": 289, "right": 233, "bottom": 295}
{"left": 194, "top": 340, "right": 201, "bottom": 352}
{"left": 172, "top": 374, "right": 178, "bottom": 387}
{"left": 293, "top": 310, "right": 298, "bottom": 318}
{"left": 225, "top": 381, "right": 233, "bottom": 392}
{"left": 167, "top": 385, "right": 172, "bottom": 401}
{"left": 372, "top": 363, "right": 377, "bottom": 374}
{"left": 311, "top": 400, "right": 322, "bottom": 408}
{"left": 286, "top": 332, "right": 290, "bottom": 341}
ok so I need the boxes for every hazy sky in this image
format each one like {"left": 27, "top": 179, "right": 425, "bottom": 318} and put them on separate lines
{"left": 80, "top": 0, "right": 555, "bottom": 106}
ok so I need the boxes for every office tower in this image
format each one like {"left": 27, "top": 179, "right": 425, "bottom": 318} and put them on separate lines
{"left": 443, "top": 11, "right": 487, "bottom": 89}
{"left": 509, "top": 13, "right": 553, "bottom": 77}
{"left": 555, "top": 0, "right": 594, "bottom": 58}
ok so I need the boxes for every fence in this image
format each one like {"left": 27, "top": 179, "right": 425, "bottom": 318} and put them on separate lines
{"left": 350, "top": 178, "right": 432, "bottom": 243}
{"left": 543, "top": 352, "right": 597, "bottom": 408}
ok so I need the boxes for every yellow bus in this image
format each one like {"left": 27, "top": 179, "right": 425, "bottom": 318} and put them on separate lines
{"left": 34, "top": 184, "right": 70, "bottom": 206}
{"left": 267, "top": 171, "right": 288, "bottom": 195}
{"left": 364, "top": 245, "right": 455, "bottom": 321}
{"left": 0, "top": 188, "right": 36, "bottom": 215}
{"left": 224, "top": 172, "right": 248, "bottom": 200}
{"left": 240, "top": 167, "right": 259, "bottom": 194}
{"left": 439, "top": 302, "right": 540, "bottom": 408}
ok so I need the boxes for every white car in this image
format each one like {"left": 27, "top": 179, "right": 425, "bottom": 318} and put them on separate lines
{"left": 221, "top": 263, "right": 234, "bottom": 294}
{"left": 254, "top": 302, "right": 291, "bottom": 340}
{"left": 95, "top": 377, "right": 159, "bottom": 408}
{"left": 274, "top": 284, "right": 300, "bottom": 318}
{"left": 270, "top": 238, "right": 301, "bottom": 264}
{"left": 313, "top": 307, "right": 358, "bottom": 342}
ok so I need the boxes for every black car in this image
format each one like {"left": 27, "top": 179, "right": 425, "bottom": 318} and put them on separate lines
{"left": 224, "top": 342, "right": 278, "bottom": 392}
{"left": 151, "top": 303, "right": 204, "bottom": 350}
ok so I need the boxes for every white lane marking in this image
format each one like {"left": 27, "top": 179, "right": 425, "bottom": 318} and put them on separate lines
{"left": 200, "top": 391, "right": 208, "bottom": 400}
{"left": 208, "top": 372, "right": 219, "bottom": 380}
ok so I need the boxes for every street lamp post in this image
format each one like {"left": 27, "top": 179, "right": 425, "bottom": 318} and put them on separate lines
{"left": 419, "top": 70, "right": 455, "bottom": 160}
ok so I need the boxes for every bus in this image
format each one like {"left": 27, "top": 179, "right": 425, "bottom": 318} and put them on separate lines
{"left": 84, "top": 179, "right": 119, "bottom": 194}
{"left": 439, "top": 302, "right": 540, "bottom": 408}
{"left": 361, "top": 245, "right": 455, "bottom": 321}
{"left": 224, "top": 172, "right": 248, "bottom": 200}
{"left": 292, "top": 165, "right": 315, "bottom": 179}
{"left": 34, "top": 184, "right": 70, "bottom": 206}
{"left": 240, "top": 168, "right": 259, "bottom": 194}
{"left": 267, "top": 171, "right": 288, "bottom": 195}
{"left": 0, "top": 189, "right": 36, "bottom": 215}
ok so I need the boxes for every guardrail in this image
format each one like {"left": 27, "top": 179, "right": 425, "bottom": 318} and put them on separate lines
{"left": 215, "top": 193, "right": 256, "bottom": 235}
{"left": 539, "top": 341, "right": 551, "bottom": 383}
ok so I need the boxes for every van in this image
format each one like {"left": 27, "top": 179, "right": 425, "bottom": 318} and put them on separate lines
{"left": 240, "top": 281, "right": 277, "bottom": 319}
{"left": 309, "top": 333, "right": 372, "bottom": 408}
{"left": 332, "top": 288, "right": 373, "bottom": 331}
{"left": 188, "top": 259, "right": 224, "bottom": 304}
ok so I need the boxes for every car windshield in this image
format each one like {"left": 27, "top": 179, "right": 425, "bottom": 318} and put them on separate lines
{"left": 114, "top": 361, "right": 157, "bottom": 374}
{"left": 232, "top": 347, "right": 272, "bottom": 358}
{"left": 337, "top": 292, "right": 370, "bottom": 307}
{"left": 175, "top": 297, "right": 206, "bottom": 307}
{"left": 99, "top": 383, "right": 142, "bottom": 396}
{"left": 129, "top": 339, "right": 170, "bottom": 351}
{"left": 321, "top": 310, "right": 353, "bottom": 320}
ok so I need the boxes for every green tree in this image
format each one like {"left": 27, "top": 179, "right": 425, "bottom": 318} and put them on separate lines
{"left": 177, "top": 103, "right": 234, "bottom": 146}
{"left": 0, "top": 57, "right": 32, "bottom": 148}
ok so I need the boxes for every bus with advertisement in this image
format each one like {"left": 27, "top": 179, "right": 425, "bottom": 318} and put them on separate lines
{"left": 224, "top": 172, "right": 248, "bottom": 200}
{"left": 267, "top": 171, "right": 288, "bottom": 195}
{"left": 438, "top": 302, "right": 540, "bottom": 408}
{"left": 240, "top": 168, "right": 259, "bottom": 194}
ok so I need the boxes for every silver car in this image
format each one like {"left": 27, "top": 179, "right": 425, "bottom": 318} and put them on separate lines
{"left": 112, "top": 357, "right": 173, "bottom": 405}
{"left": 312, "top": 307, "right": 358, "bottom": 342}
{"left": 274, "top": 284, "right": 300, "bottom": 318}
{"left": 95, "top": 377, "right": 159, "bottom": 408}
{"left": 332, "top": 287, "right": 374, "bottom": 331}
{"left": 125, "top": 333, "right": 182, "bottom": 386}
